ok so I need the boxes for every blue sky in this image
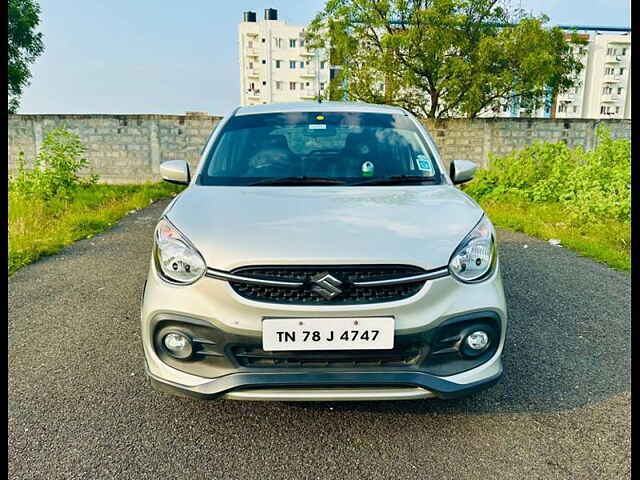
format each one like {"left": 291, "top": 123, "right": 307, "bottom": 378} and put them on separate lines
{"left": 18, "top": 0, "right": 631, "bottom": 115}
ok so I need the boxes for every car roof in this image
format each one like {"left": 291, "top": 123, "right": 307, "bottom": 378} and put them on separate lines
{"left": 234, "top": 101, "right": 407, "bottom": 117}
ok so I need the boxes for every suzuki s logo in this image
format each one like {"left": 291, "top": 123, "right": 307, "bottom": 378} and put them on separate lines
{"left": 310, "top": 272, "right": 343, "bottom": 300}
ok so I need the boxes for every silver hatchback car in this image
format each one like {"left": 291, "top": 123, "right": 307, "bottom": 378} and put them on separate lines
{"left": 141, "top": 102, "right": 507, "bottom": 401}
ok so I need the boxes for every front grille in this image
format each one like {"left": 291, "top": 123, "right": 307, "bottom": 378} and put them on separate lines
{"left": 229, "top": 265, "right": 427, "bottom": 305}
{"left": 231, "top": 344, "right": 425, "bottom": 368}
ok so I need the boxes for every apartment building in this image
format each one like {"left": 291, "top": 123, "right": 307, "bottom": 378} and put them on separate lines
{"left": 478, "top": 88, "right": 555, "bottom": 119}
{"left": 555, "top": 31, "right": 631, "bottom": 119}
{"left": 552, "top": 35, "right": 590, "bottom": 119}
{"left": 238, "top": 9, "right": 330, "bottom": 106}
{"left": 481, "top": 29, "right": 631, "bottom": 119}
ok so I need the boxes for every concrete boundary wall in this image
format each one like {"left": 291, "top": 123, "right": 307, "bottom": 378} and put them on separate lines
{"left": 8, "top": 112, "right": 223, "bottom": 184}
{"left": 8, "top": 113, "right": 631, "bottom": 184}
{"left": 422, "top": 118, "right": 631, "bottom": 171}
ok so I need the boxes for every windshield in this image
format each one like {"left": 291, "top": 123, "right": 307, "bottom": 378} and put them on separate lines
{"left": 198, "top": 111, "right": 442, "bottom": 186}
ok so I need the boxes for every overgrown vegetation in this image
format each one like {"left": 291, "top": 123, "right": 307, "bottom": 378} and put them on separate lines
{"left": 463, "top": 126, "right": 631, "bottom": 271}
{"left": 12, "top": 127, "right": 99, "bottom": 199}
{"left": 9, "top": 127, "right": 182, "bottom": 275}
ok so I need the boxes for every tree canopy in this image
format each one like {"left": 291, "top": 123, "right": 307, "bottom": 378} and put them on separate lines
{"left": 306, "top": 0, "right": 584, "bottom": 118}
{"left": 8, "top": 0, "right": 44, "bottom": 114}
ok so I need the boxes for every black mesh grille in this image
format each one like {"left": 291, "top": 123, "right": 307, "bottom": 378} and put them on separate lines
{"left": 231, "top": 344, "right": 425, "bottom": 368}
{"left": 229, "top": 265, "right": 426, "bottom": 305}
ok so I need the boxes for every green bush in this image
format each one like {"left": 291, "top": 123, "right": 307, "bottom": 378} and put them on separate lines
{"left": 464, "top": 126, "right": 631, "bottom": 222}
{"left": 9, "top": 182, "right": 183, "bottom": 275}
{"left": 10, "top": 127, "right": 98, "bottom": 200}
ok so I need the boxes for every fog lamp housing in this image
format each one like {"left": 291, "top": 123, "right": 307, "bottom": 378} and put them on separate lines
{"left": 163, "top": 332, "right": 193, "bottom": 359}
{"left": 461, "top": 330, "right": 490, "bottom": 357}
{"left": 466, "top": 331, "right": 489, "bottom": 349}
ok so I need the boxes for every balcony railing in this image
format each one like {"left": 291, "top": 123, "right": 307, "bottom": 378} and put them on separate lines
{"left": 300, "top": 89, "right": 317, "bottom": 99}
{"left": 603, "top": 75, "right": 621, "bottom": 83}
{"left": 246, "top": 69, "right": 259, "bottom": 77}
{"left": 601, "top": 94, "right": 620, "bottom": 103}
{"left": 246, "top": 48, "right": 258, "bottom": 57}
{"left": 300, "top": 69, "right": 317, "bottom": 78}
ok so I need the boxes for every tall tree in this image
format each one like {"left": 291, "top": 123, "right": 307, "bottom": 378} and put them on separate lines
{"left": 8, "top": 0, "right": 44, "bottom": 114}
{"left": 306, "top": 0, "right": 584, "bottom": 118}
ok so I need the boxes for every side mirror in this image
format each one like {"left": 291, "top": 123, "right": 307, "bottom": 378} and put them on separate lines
{"left": 160, "top": 160, "right": 191, "bottom": 185}
{"left": 450, "top": 160, "right": 477, "bottom": 185}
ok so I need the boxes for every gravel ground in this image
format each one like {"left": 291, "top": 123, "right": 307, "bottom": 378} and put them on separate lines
{"left": 8, "top": 199, "right": 631, "bottom": 480}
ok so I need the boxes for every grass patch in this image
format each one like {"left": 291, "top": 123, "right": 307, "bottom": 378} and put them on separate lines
{"left": 477, "top": 197, "right": 630, "bottom": 272}
{"left": 462, "top": 126, "right": 630, "bottom": 272}
{"left": 8, "top": 182, "right": 183, "bottom": 275}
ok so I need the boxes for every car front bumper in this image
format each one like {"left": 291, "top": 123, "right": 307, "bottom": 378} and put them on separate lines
{"left": 145, "top": 360, "right": 503, "bottom": 401}
{"left": 141, "top": 259, "right": 507, "bottom": 402}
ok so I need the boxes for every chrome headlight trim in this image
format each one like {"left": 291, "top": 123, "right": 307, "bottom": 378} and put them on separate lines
{"left": 351, "top": 267, "right": 449, "bottom": 286}
{"left": 205, "top": 268, "right": 304, "bottom": 288}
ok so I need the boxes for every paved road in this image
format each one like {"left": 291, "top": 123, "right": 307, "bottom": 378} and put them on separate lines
{"left": 8, "top": 199, "right": 630, "bottom": 480}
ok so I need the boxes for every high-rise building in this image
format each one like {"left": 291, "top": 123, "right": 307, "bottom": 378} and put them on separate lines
{"left": 554, "top": 31, "right": 631, "bottom": 119}
{"left": 238, "top": 9, "right": 330, "bottom": 106}
{"left": 484, "top": 29, "right": 631, "bottom": 119}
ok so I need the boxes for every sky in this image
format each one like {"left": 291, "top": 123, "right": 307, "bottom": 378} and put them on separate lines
{"left": 18, "top": 0, "right": 631, "bottom": 116}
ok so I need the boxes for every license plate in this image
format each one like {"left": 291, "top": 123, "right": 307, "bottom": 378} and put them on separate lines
{"left": 262, "top": 317, "right": 394, "bottom": 351}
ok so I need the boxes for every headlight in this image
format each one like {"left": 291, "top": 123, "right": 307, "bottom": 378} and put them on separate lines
{"left": 153, "top": 218, "right": 206, "bottom": 285}
{"left": 448, "top": 215, "right": 496, "bottom": 283}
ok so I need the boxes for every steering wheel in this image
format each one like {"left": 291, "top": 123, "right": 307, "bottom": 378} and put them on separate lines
{"left": 306, "top": 149, "right": 343, "bottom": 156}
{"left": 246, "top": 148, "right": 297, "bottom": 177}
{"left": 247, "top": 163, "right": 292, "bottom": 177}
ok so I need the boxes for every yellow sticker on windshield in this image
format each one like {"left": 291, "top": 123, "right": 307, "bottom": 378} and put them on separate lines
{"left": 315, "top": 115, "right": 325, "bottom": 121}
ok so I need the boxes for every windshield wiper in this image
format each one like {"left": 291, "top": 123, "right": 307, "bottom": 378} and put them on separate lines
{"left": 249, "top": 176, "right": 346, "bottom": 186}
{"left": 351, "top": 175, "right": 437, "bottom": 186}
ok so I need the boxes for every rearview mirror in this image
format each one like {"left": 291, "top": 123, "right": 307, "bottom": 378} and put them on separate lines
{"left": 450, "top": 160, "right": 477, "bottom": 185}
{"left": 160, "top": 160, "right": 191, "bottom": 185}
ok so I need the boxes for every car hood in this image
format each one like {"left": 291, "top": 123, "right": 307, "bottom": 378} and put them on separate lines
{"left": 165, "top": 185, "right": 484, "bottom": 271}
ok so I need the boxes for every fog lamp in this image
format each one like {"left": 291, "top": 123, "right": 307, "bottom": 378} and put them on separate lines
{"left": 465, "top": 331, "right": 489, "bottom": 351}
{"left": 163, "top": 332, "right": 193, "bottom": 359}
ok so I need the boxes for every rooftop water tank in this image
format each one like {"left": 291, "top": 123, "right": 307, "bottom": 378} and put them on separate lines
{"left": 264, "top": 8, "right": 278, "bottom": 21}
{"left": 243, "top": 11, "right": 256, "bottom": 22}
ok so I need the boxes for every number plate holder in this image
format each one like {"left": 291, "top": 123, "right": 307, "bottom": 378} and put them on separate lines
{"left": 262, "top": 317, "right": 395, "bottom": 351}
